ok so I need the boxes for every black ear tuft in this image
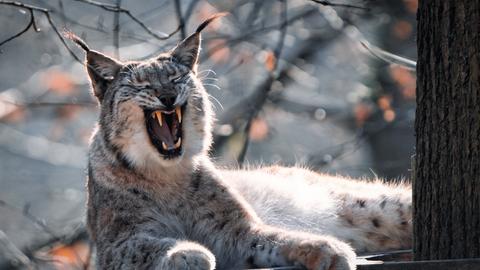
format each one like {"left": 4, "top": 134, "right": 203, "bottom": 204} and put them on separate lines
{"left": 195, "top": 12, "right": 228, "bottom": 34}
{"left": 64, "top": 30, "right": 90, "bottom": 52}
{"left": 170, "top": 12, "right": 228, "bottom": 71}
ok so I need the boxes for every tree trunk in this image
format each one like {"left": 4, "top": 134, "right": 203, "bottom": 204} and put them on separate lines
{"left": 414, "top": 0, "right": 480, "bottom": 261}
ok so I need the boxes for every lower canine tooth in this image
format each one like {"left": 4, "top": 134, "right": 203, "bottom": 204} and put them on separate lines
{"left": 174, "top": 138, "right": 182, "bottom": 149}
{"left": 161, "top": 141, "right": 168, "bottom": 150}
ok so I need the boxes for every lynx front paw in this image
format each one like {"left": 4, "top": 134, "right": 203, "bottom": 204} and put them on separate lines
{"left": 283, "top": 238, "right": 356, "bottom": 270}
{"left": 158, "top": 242, "right": 215, "bottom": 270}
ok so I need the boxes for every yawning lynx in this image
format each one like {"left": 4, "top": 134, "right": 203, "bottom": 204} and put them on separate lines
{"left": 70, "top": 14, "right": 412, "bottom": 270}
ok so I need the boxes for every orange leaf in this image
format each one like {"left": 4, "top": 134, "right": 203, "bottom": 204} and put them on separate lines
{"left": 354, "top": 103, "right": 372, "bottom": 127}
{"left": 377, "top": 95, "right": 392, "bottom": 111}
{"left": 264, "top": 51, "right": 276, "bottom": 72}
{"left": 249, "top": 117, "right": 269, "bottom": 142}
{"left": 49, "top": 241, "right": 90, "bottom": 270}
{"left": 43, "top": 70, "right": 76, "bottom": 95}
{"left": 207, "top": 40, "right": 230, "bottom": 64}
{"left": 392, "top": 20, "right": 413, "bottom": 40}
{"left": 383, "top": 109, "right": 396, "bottom": 122}
{"left": 195, "top": 3, "right": 222, "bottom": 32}
{"left": 0, "top": 102, "right": 25, "bottom": 123}
{"left": 389, "top": 65, "right": 416, "bottom": 100}
{"left": 403, "top": 0, "right": 418, "bottom": 14}
{"left": 55, "top": 104, "right": 81, "bottom": 120}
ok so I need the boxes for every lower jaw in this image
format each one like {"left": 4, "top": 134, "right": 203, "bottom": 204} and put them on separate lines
{"left": 149, "top": 138, "right": 183, "bottom": 160}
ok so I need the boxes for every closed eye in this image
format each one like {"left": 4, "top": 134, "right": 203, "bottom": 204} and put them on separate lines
{"left": 171, "top": 73, "right": 188, "bottom": 83}
{"left": 119, "top": 84, "right": 151, "bottom": 91}
{"left": 134, "top": 81, "right": 151, "bottom": 90}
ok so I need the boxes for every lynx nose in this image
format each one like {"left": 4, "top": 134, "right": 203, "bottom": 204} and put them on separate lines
{"left": 159, "top": 95, "right": 176, "bottom": 110}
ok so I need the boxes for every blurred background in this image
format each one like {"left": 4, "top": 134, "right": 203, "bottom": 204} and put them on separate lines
{"left": 0, "top": 0, "right": 417, "bottom": 268}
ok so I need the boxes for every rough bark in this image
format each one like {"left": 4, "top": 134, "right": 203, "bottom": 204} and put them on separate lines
{"left": 414, "top": 0, "right": 480, "bottom": 260}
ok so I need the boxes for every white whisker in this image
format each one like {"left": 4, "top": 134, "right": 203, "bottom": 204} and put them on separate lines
{"left": 202, "top": 83, "right": 221, "bottom": 90}
{"left": 208, "top": 94, "right": 224, "bottom": 110}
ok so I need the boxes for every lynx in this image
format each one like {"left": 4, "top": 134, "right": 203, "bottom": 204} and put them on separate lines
{"left": 70, "top": 14, "right": 412, "bottom": 270}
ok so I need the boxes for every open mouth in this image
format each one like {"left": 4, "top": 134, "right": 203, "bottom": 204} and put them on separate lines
{"left": 145, "top": 105, "right": 185, "bottom": 159}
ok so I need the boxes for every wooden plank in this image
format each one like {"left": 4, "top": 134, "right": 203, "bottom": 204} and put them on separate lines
{"left": 357, "top": 258, "right": 480, "bottom": 270}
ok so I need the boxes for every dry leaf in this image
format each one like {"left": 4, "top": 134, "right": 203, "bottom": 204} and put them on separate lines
{"left": 196, "top": 3, "right": 222, "bottom": 31}
{"left": 0, "top": 104, "right": 25, "bottom": 123}
{"left": 249, "top": 117, "right": 269, "bottom": 142}
{"left": 354, "top": 103, "right": 372, "bottom": 127}
{"left": 383, "top": 109, "right": 396, "bottom": 122}
{"left": 392, "top": 20, "right": 413, "bottom": 40}
{"left": 389, "top": 65, "right": 416, "bottom": 100}
{"left": 403, "top": 0, "right": 418, "bottom": 14}
{"left": 43, "top": 70, "right": 76, "bottom": 95}
{"left": 377, "top": 95, "right": 392, "bottom": 111}
{"left": 49, "top": 241, "right": 90, "bottom": 270}
{"left": 55, "top": 104, "right": 81, "bottom": 121}
{"left": 208, "top": 39, "right": 230, "bottom": 64}
{"left": 264, "top": 51, "right": 276, "bottom": 72}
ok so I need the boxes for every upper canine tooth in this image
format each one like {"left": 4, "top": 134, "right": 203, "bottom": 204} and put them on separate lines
{"left": 175, "top": 107, "right": 182, "bottom": 123}
{"left": 174, "top": 137, "right": 182, "bottom": 149}
{"left": 154, "top": 111, "right": 163, "bottom": 127}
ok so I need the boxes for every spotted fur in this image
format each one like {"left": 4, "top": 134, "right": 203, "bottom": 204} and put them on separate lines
{"left": 78, "top": 16, "right": 411, "bottom": 270}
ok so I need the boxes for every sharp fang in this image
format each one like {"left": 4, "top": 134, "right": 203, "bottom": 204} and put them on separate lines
{"left": 162, "top": 141, "right": 168, "bottom": 150}
{"left": 175, "top": 107, "right": 182, "bottom": 123}
{"left": 154, "top": 111, "right": 163, "bottom": 127}
{"left": 174, "top": 137, "right": 182, "bottom": 149}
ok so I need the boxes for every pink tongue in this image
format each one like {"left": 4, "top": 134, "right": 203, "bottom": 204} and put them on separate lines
{"left": 153, "top": 116, "right": 176, "bottom": 149}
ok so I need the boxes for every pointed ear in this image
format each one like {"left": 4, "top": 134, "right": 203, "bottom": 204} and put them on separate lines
{"left": 171, "top": 33, "right": 201, "bottom": 71}
{"left": 86, "top": 50, "right": 122, "bottom": 101}
{"left": 169, "top": 12, "right": 228, "bottom": 71}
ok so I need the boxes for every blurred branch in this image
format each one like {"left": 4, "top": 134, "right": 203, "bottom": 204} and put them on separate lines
{"left": 72, "top": 0, "right": 181, "bottom": 40}
{"left": 309, "top": 0, "right": 369, "bottom": 10}
{"left": 57, "top": 0, "right": 66, "bottom": 26}
{"left": 113, "top": 0, "right": 121, "bottom": 59}
{"left": 213, "top": 15, "right": 346, "bottom": 162}
{"left": 174, "top": 0, "right": 186, "bottom": 39}
{"left": 307, "top": 120, "right": 396, "bottom": 170}
{"left": 0, "top": 230, "right": 33, "bottom": 270}
{"left": 202, "top": 7, "right": 318, "bottom": 60}
{"left": 237, "top": 0, "right": 288, "bottom": 163}
{"left": 0, "top": 199, "right": 89, "bottom": 269}
{"left": 0, "top": 98, "right": 97, "bottom": 108}
{"left": 184, "top": 0, "right": 200, "bottom": 25}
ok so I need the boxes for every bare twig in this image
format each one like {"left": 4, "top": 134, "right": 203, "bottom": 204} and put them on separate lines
{"left": 360, "top": 41, "right": 416, "bottom": 71}
{"left": 0, "top": 5, "right": 38, "bottom": 47}
{"left": 0, "top": 1, "right": 83, "bottom": 63}
{"left": 72, "top": 0, "right": 181, "bottom": 40}
{"left": 203, "top": 7, "right": 317, "bottom": 60}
